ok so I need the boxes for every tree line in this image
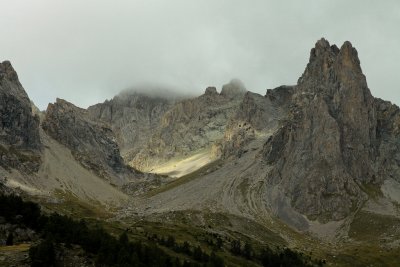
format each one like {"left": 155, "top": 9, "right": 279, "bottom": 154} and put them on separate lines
{"left": 0, "top": 194, "right": 222, "bottom": 266}
{"left": 0, "top": 193, "right": 324, "bottom": 266}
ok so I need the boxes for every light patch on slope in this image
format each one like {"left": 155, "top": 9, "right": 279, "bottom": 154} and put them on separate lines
{"left": 150, "top": 150, "right": 215, "bottom": 178}
{"left": 6, "top": 178, "right": 42, "bottom": 195}
{"left": 307, "top": 218, "right": 347, "bottom": 240}
{"left": 38, "top": 132, "right": 128, "bottom": 205}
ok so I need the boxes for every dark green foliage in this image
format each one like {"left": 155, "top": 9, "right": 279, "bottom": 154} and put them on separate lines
{"left": 29, "top": 237, "right": 55, "bottom": 267}
{"left": 181, "top": 241, "right": 191, "bottom": 255}
{"left": 209, "top": 251, "right": 224, "bottom": 267}
{"left": 215, "top": 237, "right": 223, "bottom": 250}
{"left": 243, "top": 242, "right": 253, "bottom": 259}
{"left": 258, "top": 247, "right": 313, "bottom": 267}
{"left": 192, "top": 246, "right": 205, "bottom": 261}
{"left": 229, "top": 239, "right": 318, "bottom": 267}
{"left": 230, "top": 239, "right": 241, "bottom": 255}
{"left": 35, "top": 214, "right": 186, "bottom": 267}
{"left": 166, "top": 235, "right": 176, "bottom": 248}
{"left": 0, "top": 194, "right": 321, "bottom": 267}
{"left": 0, "top": 194, "right": 41, "bottom": 229}
{"left": 0, "top": 194, "right": 183, "bottom": 266}
{"left": 6, "top": 232, "right": 13, "bottom": 245}
{"left": 149, "top": 235, "right": 224, "bottom": 266}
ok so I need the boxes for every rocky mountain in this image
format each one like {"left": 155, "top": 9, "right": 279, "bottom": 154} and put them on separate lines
{"left": 87, "top": 90, "right": 175, "bottom": 163}
{"left": 0, "top": 62, "right": 133, "bottom": 205}
{"left": 216, "top": 90, "right": 283, "bottom": 159}
{"left": 42, "top": 98, "right": 135, "bottom": 185}
{"left": 1, "top": 39, "right": 400, "bottom": 266}
{"left": 131, "top": 79, "right": 246, "bottom": 172}
{"left": 260, "top": 39, "right": 373, "bottom": 222}
{"left": 0, "top": 61, "right": 41, "bottom": 173}
{"left": 122, "top": 39, "right": 400, "bottom": 247}
{"left": 258, "top": 39, "right": 400, "bottom": 223}
{"left": 87, "top": 80, "right": 247, "bottom": 174}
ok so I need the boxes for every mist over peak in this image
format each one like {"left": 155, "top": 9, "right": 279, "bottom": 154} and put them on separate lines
{"left": 1, "top": 1, "right": 399, "bottom": 110}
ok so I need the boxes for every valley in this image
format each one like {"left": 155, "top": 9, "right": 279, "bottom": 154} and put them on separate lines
{"left": 1, "top": 38, "right": 400, "bottom": 266}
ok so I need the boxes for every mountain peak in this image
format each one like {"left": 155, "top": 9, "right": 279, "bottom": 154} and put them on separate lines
{"left": 204, "top": 86, "right": 218, "bottom": 95}
{"left": 336, "top": 40, "right": 362, "bottom": 72}
{"left": 309, "top": 38, "right": 339, "bottom": 62}
{"left": 315, "top": 37, "right": 331, "bottom": 50}
{"left": 299, "top": 39, "right": 362, "bottom": 85}
{"left": 0, "top": 60, "right": 19, "bottom": 81}
{"left": 220, "top": 79, "right": 246, "bottom": 98}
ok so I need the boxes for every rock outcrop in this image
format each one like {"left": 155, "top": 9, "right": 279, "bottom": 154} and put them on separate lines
{"left": 260, "top": 39, "right": 387, "bottom": 221}
{"left": 220, "top": 79, "right": 246, "bottom": 99}
{"left": 374, "top": 98, "right": 400, "bottom": 183}
{"left": 216, "top": 91, "right": 283, "bottom": 158}
{"left": 87, "top": 91, "right": 174, "bottom": 162}
{"left": 42, "top": 98, "right": 133, "bottom": 185}
{"left": 131, "top": 80, "right": 246, "bottom": 171}
{"left": 0, "top": 61, "right": 41, "bottom": 173}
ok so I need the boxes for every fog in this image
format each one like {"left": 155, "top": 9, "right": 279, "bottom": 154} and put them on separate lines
{"left": 1, "top": 0, "right": 399, "bottom": 110}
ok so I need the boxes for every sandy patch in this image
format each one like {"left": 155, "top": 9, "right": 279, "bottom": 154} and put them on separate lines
{"left": 150, "top": 150, "right": 215, "bottom": 178}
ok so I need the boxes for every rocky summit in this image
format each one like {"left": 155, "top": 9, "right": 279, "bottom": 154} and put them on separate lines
{"left": 1, "top": 39, "right": 400, "bottom": 266}
{"left": 259, "top": 39, "right": 400, "bottom": 223}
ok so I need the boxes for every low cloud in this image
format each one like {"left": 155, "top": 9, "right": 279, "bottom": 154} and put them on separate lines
{"left": 1, "top": 0, "right": 399, "bottom": 109}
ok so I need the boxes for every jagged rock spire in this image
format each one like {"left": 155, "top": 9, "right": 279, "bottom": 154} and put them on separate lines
{"left": 298, "top": 38, "right": 363, "bottom": 86}
{"left": 261, "top": 39, "right": 379, "bottom": 222}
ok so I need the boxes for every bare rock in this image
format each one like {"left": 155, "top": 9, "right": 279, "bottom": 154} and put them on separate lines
{"left": 0, "top": 61, "right": 41, "bottom": 173}
{"left": 261, "top": 39, "right": 379, "bottom": 221}
{"left": 87, "top": 91, "right": 173, "bottom": 162}
{"left": 205, "top": 86, "right": 218, "bottom": 96}
{"left": 131, "top": 82, "right": 245, "bottom": 171}
{"left": 42, "top": 98, "right": 134, "bottom": 184}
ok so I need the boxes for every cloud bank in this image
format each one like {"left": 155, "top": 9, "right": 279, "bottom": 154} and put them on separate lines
{"left": 1, "top": 0, "right": 399, "bottom": 109}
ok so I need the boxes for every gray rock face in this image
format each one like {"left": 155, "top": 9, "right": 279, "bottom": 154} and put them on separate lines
{"left": 42, "top": 98, "right": 133, "bottom": 184}
{"left": 0, "top": 61, "right": 41, "bottom": 150}
{"left": 204, "top": 86, "right": 218, "bottom": 96}
{"left": 217, "top": 91, "right": 282, "bottom": 158}
{"left": 259, "top": 39, "right": 391, "bottom": 221}
{"left": 299, "top": 39, "right": 377, "bottom": 183}
{"left": 88, "top": 91, "right": 174, "bottom": 162}
{"left": 374, "top": 99, "right": 400, "bottom": 184}
{"left": 266, "top": 85, "right": 295, "bottom": 107}
{"left": 131, "top": 82, "right": 245, "bottom": 171}
{"left": 0, "top": 61, "right": 41, "bottom": 173}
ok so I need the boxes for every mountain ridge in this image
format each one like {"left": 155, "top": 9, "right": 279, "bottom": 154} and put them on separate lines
{"left": 1, "top": 38, "right": 400, "bottom": 266}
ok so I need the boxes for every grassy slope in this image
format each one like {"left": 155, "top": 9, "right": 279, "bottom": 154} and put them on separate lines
{"left": 18, "top": 159, "right": 399, "bottom": 266}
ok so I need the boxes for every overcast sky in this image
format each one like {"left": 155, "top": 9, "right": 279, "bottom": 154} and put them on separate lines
{"left": 1, "top": 0, "right": 399, "bottom": 110}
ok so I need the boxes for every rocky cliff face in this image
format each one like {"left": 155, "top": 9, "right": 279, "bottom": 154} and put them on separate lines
{"left": 216, "top": 91, "right": 283, "bottom": 159}
{"left": 131, "top": 80, "right": 246, "bottom": 171}
{"left": 42, "top": 98, "right": 134, "bottom": 185}
{"left": 374, "top": 98, "right": 400, "bottom": 183}
{"left": 258, "top": 39, "right": 395, "bottom": 222}
{"left": 87, "top": 91, "right": 174, "bottom": 162}
{"left": 125, "top": 40, "right": 400, "bottom": 244}
{"left": 0, "top": 61, "right": 41, "bottom": 173}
